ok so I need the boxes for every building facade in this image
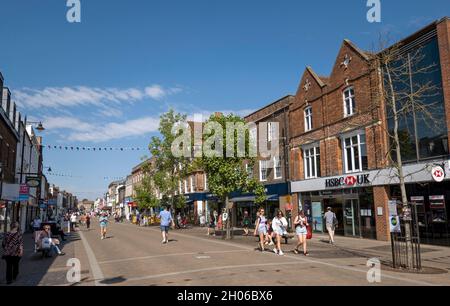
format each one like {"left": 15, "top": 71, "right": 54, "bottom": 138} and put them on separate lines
{"left": 289, "top": 17, "right": 450, "bottom": 245}
{"left": 238, "top": 95, "right": 294, "bottom": 228}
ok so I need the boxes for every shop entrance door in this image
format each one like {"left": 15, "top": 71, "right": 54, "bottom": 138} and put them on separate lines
{"left": 344, "top": 199, "right": 361, "bottom": 237}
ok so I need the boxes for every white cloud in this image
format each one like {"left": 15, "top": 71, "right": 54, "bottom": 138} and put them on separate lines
{"left": 14, "top": 85, "right": 182, "bottom": 109}
{"left": 68, "top": 116, "right": 160, "bottom": 142}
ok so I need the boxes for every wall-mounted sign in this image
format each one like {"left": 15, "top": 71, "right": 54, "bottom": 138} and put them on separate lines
{"left": 390, "top": 216, "right": 401, "bottom": 233}
{"left": 19, "top": 184, "right": 29, "bottom": 201}
{"left": 26, "top": 176, "right": 41, "bottom": 188}
{"left": 431, "top": 166, "right": 445, "bottom": 183}
{"left": 325, "top": 174, "right": 370, "bottom": 188}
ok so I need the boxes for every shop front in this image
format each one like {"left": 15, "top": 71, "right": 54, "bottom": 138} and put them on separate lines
{"left": 291, "top": 161, "right": 450, "bottom": 245}
{"left": 392, "top": 181, "right": 450, "bottom": 246}
{"left": 299, "top": 187, "right": 376, "bottom": 239}
{"left": 230, "top": 183, "right": 289, "bottom": 227}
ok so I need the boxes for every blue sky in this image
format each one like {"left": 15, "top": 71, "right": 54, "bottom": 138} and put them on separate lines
{"left": 0, "top": 0, "right": 449, "bottom": 200}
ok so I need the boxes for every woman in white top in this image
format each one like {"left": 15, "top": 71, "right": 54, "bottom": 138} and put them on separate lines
{"left": 272, "top": 210, "right": 288, "bottom": 256}
{"left": 294, "top": 210, "right": 309, "bottom": 256}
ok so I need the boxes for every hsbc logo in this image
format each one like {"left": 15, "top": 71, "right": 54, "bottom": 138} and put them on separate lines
{"left": 431, "top": 166, "right": 445, "bottom": 183}
{"left": 326, "top": 174, "right": 370, "bottom": 188}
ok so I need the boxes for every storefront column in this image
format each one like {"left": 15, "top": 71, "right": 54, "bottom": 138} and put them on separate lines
{"left": 373, "top": 186, "right": 391, "bottom": 241}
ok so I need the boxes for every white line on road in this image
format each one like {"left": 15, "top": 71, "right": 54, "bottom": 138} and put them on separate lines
{"left": 117, "top": 223, "right": 437, "bottom": 286}
{"left": 79, "top": 231, "right": 106, "bottom": 286}
{"left": 98, "top": 249, "right": 251, "bottom": 265}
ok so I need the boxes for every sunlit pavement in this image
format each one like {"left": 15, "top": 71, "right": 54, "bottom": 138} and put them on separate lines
{"left": 2, "top": 220, "right": 450, "bottom": 286}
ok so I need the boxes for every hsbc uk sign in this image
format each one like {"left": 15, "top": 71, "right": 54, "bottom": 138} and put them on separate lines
{"left": 325, "top": 174, "right": 371, "bottom": 188}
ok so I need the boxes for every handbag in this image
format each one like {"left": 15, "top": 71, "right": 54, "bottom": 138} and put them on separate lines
{"left": 306, "top": 225, "right": 313, "bottom": 240}
{"left": 332, "top": 213, "right": 338, "bottom": 226}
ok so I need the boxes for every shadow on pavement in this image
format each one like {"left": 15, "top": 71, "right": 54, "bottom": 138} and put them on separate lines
{"left": 0, "top": 229, "right": 80, "bottom": 286}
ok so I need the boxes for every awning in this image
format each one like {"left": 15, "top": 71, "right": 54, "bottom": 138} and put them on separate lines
{"left": 230, "top": 194, "right": 279, "bottom": 203}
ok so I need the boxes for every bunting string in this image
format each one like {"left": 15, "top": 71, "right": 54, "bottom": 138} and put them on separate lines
{"left": 43, "top": 145, "right": 147, "bottom": 152}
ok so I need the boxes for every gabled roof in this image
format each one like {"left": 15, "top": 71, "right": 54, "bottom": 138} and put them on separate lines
{"left": 343, "top": 39, "right": 371, "bottom": 61}
{"left": 305, "top": 66, "right": 327, "bottom": 88}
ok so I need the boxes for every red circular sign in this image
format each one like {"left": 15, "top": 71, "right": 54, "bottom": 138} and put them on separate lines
{"left": 344, "top": 176, "right": 356, "bottom": 186}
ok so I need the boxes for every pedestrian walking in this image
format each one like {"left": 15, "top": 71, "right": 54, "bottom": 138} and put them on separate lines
{"left": 2, "top": 222, "right": 23, "bottom": 285}
{"left": 200, "top": 213, "right": 206, "bottom": 227}
{"left": 99, "top": 213, "right": 108, "bottom": 240}
{"left": 253, "top": 208, "right": 268, "bottom": 252}
{"left": 86, "top": 214, "right": 91, "bottom": 230}
{"left": 207, "top": 213, "right": 216, "bottom": 236}
{"left": 158, "top": 206, "right": 175, "bottom": 244}
{"left": 242, "top": 210, "right": 250, "bottom": 236}
{"left": 294, "top": 210, "right": 309, "bottom": 256}
{"left": 324, "top": 207, "right": 338, "bottom": 245}
{"left": 70, "top": 213, "right": 77, "bottom": 231}
{"left": 272, "top": 210, "right": 288, "bottom": 256}
{"left": 32, "top": 216, "right": 42, "bottom": 233}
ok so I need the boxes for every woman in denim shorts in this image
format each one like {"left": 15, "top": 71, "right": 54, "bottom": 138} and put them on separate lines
{"left": 253, "top": 208, "right": 267, "bottom": 252}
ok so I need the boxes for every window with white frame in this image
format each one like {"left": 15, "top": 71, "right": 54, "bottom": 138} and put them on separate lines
{"left": 303, "top": 145, "right": 320, "bottom": 179}
{"left": 343, "top": 133, "right": 368, "bottom": 173}
{"left": 304, "top": 106, "right": 313, "bottom": 132}
{"left": 204, "top": 174, "right": 208, "bottom": 190}
{"left": 343, "top": 87, "right": 356, "bottom": 117}
{"left": 273, "top": 156, "right": 282, "bottom": 179}
{"left": 259, "top": 160, "right": 268, "bottom": 182}
{"left": 245, "top": 163, "right": 253, "bottom": 178}
{"left": 184, "top": 179, "right": 189, "bottom": 193}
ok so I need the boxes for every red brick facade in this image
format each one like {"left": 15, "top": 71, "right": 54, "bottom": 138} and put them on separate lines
{"left": 288, "top": 18, "right": 450, "bottom": 242}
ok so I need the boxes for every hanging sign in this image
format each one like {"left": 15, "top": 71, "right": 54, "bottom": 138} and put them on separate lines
{"left": 26, "top": 176, "right": 41, "bottom": 188}
{"left": 390, "top": 215, "right": 401, "bottom": 233}
{"left": 431, "top": 166, "right": 445, "bottom": 183}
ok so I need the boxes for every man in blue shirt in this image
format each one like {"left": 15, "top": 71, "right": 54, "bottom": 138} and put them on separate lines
{"left": 158, "top": 206, "right": 174, "bottom": 244}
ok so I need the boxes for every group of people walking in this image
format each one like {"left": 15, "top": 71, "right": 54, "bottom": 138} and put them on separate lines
{"left": 251, "top": 207, "right": 338, "bottom": 256}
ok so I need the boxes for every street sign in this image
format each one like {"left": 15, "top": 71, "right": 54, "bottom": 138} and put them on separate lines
{"left": 431, "top": 166, "right": 445, "bottom": 183}
{"left": 26, "top": 176, "right": 41, "bottom": 188}
{"left": 19, "top": 184, "right": 29, "bottom": 201}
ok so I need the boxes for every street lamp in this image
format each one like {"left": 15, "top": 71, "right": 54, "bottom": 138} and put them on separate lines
{"left": 27, "top": 121, "right": 45, "bottom": 132}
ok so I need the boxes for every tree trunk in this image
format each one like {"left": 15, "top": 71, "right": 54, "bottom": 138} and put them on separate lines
{"left": 388, "top": 67, "right": 414, "bottom": 269}
{"left": 225, "top": 195, "right": 231, "bottom": 240}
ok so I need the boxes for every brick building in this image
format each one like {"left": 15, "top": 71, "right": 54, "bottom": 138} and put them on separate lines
{"left": 289, "top": 17, "right": 450, "bottom": 245}
{"left": 236, "top": 95, "right": 294, "bottom": 227}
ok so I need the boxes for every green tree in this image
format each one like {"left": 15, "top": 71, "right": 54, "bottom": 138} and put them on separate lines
{"left": 134, "top": 175, "right": 160, "bottom": 212}
{"left": 149, "top": 109, "right": 189, "bottom": 210}
{"left": 199, "top": 113, "right": 266, "bottom": 240}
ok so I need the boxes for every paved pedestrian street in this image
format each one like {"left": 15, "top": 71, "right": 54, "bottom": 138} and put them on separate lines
{"left": 2, "top": 221, "right": 450, "bottom": 286}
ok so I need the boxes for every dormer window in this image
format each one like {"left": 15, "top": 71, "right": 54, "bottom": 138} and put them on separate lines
{"left": 343, "top": 87, "right": 356, "bottom": 117}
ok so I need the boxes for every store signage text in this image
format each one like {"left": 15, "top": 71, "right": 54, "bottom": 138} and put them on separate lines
{"left": 325, "top": 174, "right": 370, "bottom": 188}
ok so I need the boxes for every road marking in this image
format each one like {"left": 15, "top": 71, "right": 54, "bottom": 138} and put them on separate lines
{"left": 124, "top": 261, "right": 308, "bottom": 284}
{"left": 117, "top": 222, "right": 437, "bottom": 286}
{"left": 98, "top": 249, "right": 251, "bottom": 265}
{"left": 79, "top": 231, "right": 106, "bottom": 286}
